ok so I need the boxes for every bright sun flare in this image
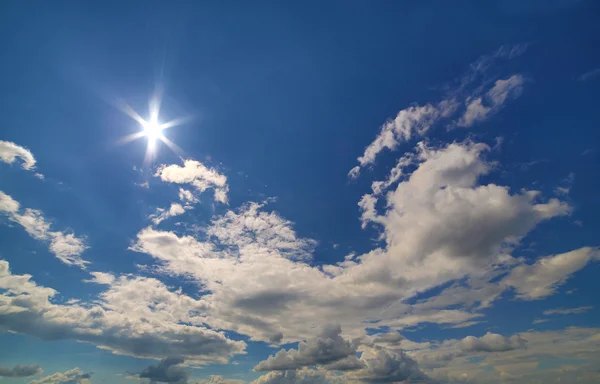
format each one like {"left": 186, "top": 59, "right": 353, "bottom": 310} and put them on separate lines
{"left": 117, "top": 91, "right": 189, "bottom": 165}
{"left": 142, "top": 119, "right": 164, "bottom": 142}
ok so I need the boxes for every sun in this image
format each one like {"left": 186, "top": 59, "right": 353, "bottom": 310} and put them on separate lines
{"left": 142, "top": 118, "right": 164, "bottom": 143}
{"left": 117, "top": 91, "right": 189, "bottom": 165}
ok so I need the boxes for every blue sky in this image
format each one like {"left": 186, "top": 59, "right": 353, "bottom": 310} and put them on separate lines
{"left": 1, "top": 1, "right": 599, "bottom": 384}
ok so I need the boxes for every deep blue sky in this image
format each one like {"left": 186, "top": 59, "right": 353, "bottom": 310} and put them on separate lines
{"left": 1, "top": 1, "right": 599, "bottom": 384}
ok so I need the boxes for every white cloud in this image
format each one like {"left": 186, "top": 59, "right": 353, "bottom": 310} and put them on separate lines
{"left": 150, "top": 203, "right": 187, "bottom": 225}
{"left": 0, "top": 260, "right": 246, "bottom": 364}
{"left": 83, "top": 271, "right": 116, "bottom": 285}
{"left": 156, "top": 159, "right": 229, "bottom": 204}
{"left": 461, "top": 332, "right": 526, "bottom": 352}
{"left": 28, "top": 368, "right": 91, "bottom": 384}
{"left": 543, "top": 306, "right": 593, "bottom": 316}
{"left": 254, "top": 325, "right": 359, "bottom": 371}
{"left": 349, "top": 46, "right": 527, "bottom": 178}
{"left": 458, "top": 75, "right": 525, "bottom": 127}
{"left": 503, "top": 247, "right": 599, "bottom": 300}
{"left": 0, "top": 140, "right": 37, "bottom": 171}
{"left": 179, "top": 188, "right": 199, "bottom": 204}
{"left": 0, "top": 191, "right": 88, "bottom": 268}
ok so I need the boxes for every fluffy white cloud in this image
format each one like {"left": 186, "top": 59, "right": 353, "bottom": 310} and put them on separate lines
{"left": 0, "top": 191, "right": 88, "bottom": 267}
{"left": 28, "top": 368, "right": 91, "bottom": 384}
{"left": 0, "top": 140, "right": 37, "bottom": 171}
{"left": 0, "top": 260, "right": 246, "bottom": 364}
{"left": 255, "top": 325, "right": 359, "bottom": 371}
{"left": 0, "top": 364, "right": 42, "bottom": 378}
{"left": 458, "top": 75, "right": 525, "bottom": 127}
{"left": 155, "top": 160, "right": 229, "bottom": 204}
{"left": 503, "top": 247, "right": 600, "bottom": 299}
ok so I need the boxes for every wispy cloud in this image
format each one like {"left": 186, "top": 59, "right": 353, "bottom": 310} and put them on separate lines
{"left": 0, "top": 191, "right": 88, "bottom": 268}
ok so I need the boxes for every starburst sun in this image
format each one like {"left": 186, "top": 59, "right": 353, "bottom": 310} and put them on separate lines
{"left": 117, "top": 91, "right": 188, "bottom": 164}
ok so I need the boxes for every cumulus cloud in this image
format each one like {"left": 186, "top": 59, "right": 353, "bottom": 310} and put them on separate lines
{"left": 0, "top": 364, "right": 42, "bottom": 377}
{"left": 503, "top": 247, "right": 600, "bottom": 299}
{"left": 28, "top": 368, "right": 91, "bottom": 384}
{"left": 0, "top": 260, "right": 246, "bottom": 364}
{"left": 461, "top": 332, "right": 527, "bottom": 352}
{"left": 130, "top": 140, "right": 579, "bottom": 344}
{"left": 139, "top": 357, "right": 188, "bottom": 384}
{"left": 0, "top": 140, "right": 37, "bottom": 171}
{"left": 254, "top": 325, "right": 359, "bottom": 371}
{"left": 0, "top": 191, "right": 88, "bottom": 267}
{"left": 155, "top": 160, "right": 229, "bottom": 203}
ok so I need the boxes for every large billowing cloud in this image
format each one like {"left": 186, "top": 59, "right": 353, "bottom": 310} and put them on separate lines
{"left": 130, "top": 139, "right": 587, "bottom": 344}
{"left": 0, "top": 364, "right": 42, "bottom": 378}
{"left": 0, "top": 260, "right": 246, "bottom": 364}
{"left": 0, "top": 140, "right": 37, "bottom": 171}
{"left": 28, "top": 368, "right": 91, "bottom": 384}
{"left": 0, "top": 191, "right": 88, "bottom": 267}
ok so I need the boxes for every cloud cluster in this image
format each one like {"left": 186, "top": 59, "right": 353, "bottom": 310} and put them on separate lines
{"left": 0, "top": 364, "right": 42, "bottom": 378}
{"left": 155, "top": 160, "right": 229, "bottom": 204}
{"left": 0, "top": 191, "right": 88, "bottom": 267}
